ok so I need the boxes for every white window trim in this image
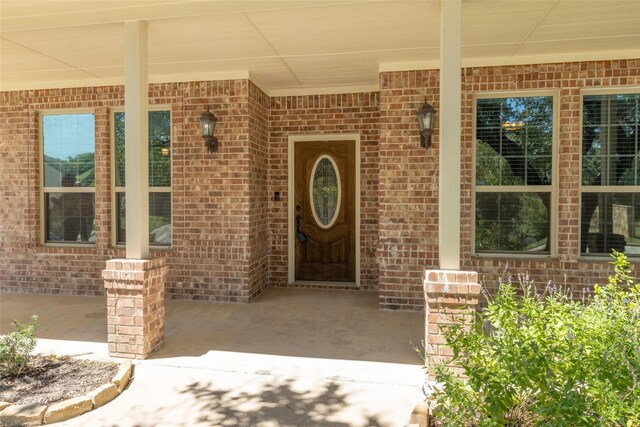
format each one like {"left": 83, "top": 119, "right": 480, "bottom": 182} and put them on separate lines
{"left": 40, "top": 109, "right": 97, "bottom": 246}
{"left": 579, "top": 88, "right": 640, "bottom": 258}
{"left": 110, "top": 106, "right": 173, "bottom": 248}
{"left": 471, "top": 91, "right": 559, "bottom": 257}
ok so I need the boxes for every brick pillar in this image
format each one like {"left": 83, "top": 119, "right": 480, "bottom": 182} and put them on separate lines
{"left": 103, "top": 258, "right": 167, "bottom": 359}
{"left": 423, "top": 270, "right": 481, "bottom": 378}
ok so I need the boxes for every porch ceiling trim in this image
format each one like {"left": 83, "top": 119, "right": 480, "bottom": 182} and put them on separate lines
{"left": 1, "top": 0, "right": 639, "bottom": 96}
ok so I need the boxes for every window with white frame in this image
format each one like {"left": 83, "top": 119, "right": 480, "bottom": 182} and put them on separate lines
{"left": 42, "top": 112, "right": 96, "bottom": 244}
{"left": 113, "top": 109, "right": 171, "bottom": 246}
{"left": 581, "top": 92, "right": 640, "bottom": 256}
{"left": 474, "top": 94, "right": 555, "bottom": 254}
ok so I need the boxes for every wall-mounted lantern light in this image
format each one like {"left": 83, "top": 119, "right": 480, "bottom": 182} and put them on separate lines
{"left": 416, "top": 98, "right": 436, "bottom": 149}
{"left": 200, "top": 106, "right": 218, "bottom": 153}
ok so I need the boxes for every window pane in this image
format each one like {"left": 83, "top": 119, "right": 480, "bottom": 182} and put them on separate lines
{"left": 116, "top": 192, "right": 171, "bottom": 246}
{"left": 43, "top": 114, "right": 95, "bottom": 187}
{"left": 475, "top": 192, "right": 550, "bottom": 253}
{"left": 150, "top": 192, "right": 171, "bottom": 245}
{"left": 581, "top": 192, "right": 640, "bottom": 256}
{"left": 582, "top": 94, "right": 640, "bottom": 186}
{"left": 114, "top": 111, "right": 171, "bottom": 187}
{"left": 114, "top": 112, "right": 125, "bottom": 187}
{"left": 116, "top": 192, "right": 126, "bottom": 244}
{"left": 149, "top": 111, "right": 171, "bottom": 187}
{"left": 476, "top": 96, "right": 553, "bottom": 186}
{"left": 45, "top": 193, "right": 95, "bottom": 243}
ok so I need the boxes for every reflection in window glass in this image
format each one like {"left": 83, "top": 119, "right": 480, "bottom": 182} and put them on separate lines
{"left": 114, "top": 111, "right": 171, "bottom": 187}
{"left": 116, "top": 192, "right": 171, "bottom": 246}
{"left": 476, "top": 97, "right": 553, "bottom": 186}
{"left": 581, "top": 93, "right": 640, "bottom": 255}
{"left": 114, "top": 110, "right": 171, "bottom": 246}
{"left": 42, "top": 113, "right": 95, "bottom": 243}
{"left": 581, "top": 193, "right": 640, "bottom": 256}
{"left": 43, "top": 114, "right": 95, "bottom": 188}
{"left": 474, "top": 95, "right": 554, "bottom": 254}
{"left": 476, "top": 192, "right": 550, "bottom": 253}
{"left": 45, "top": 193, "right": 95, "bottom": 242}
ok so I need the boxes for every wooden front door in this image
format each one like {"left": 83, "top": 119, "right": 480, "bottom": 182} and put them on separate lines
{"left": 294, "top": 140, "right": 355, "bottom": 282}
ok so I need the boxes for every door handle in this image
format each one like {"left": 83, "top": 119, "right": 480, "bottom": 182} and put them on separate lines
{"left": 296, "top": 215, "right": 306, "bottom": 243}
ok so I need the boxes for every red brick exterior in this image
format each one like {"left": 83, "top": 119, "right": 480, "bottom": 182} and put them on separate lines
{"left": 424, "top": 270, "right": 481, "bottom": 377}
{"left": 103, "top": 257, "right": 167, "bottom": 358}
{"left": 1, "top": 59, "right": 639, "bottom": 310}
{"left": 378, "top": 70, "right": 440, "bottom": 310}
{"left": 172, "top": 80, "right": 260, "bottom": 302}
{"left": 377, "top": 60, "right": 640, "bottom": 310}
{"left": 247, "top": 82, "right": 271, "bottom": 299}
{"left": 461, "top": 61, "right": 640, "bottom": 298}
{"left": 268, "top": 93, "right": 380, "bottom": 290}
{"left": 0, "top": 81, "right": 269, "bottom": 302}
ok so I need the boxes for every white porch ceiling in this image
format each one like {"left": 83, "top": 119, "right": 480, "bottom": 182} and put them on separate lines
{"left": 1, "top": 0, "right": 639, "bottom": 95}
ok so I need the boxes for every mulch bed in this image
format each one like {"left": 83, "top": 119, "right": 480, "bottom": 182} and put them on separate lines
{"left": 0, "top": 355, "right": 118, "bottom": 406}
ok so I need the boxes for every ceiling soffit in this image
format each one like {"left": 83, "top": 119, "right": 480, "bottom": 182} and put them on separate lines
{"left": 1, "top": 0, "right": 639, "bottom": 94}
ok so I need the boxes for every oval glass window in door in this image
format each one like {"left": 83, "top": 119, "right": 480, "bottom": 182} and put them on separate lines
{"left": 310, "top": 155, "right": 341, "bottom": 229}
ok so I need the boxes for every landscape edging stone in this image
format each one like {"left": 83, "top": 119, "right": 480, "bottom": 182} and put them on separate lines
{"left": 0, "top": 359, "right": 133, "bottom": 426}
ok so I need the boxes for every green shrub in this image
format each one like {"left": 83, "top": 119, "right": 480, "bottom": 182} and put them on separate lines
{"left": 429, "top": 251, "right": 640, "bottom": 426}
{"left": 0, "top": 315, "right": 38, "bottom": 377}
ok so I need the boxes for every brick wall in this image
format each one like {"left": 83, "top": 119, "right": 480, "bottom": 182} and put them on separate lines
{"left": 1, "top": 88, "right": 126, "bottom": 295}
{"left": 247, "top": 82, "right": 270, "bottom": 299}
{"left": 1, "top": 59, "right": 639, "bottom": 309}
{"left": 462, "top": 60, "right": 640, "bottom": 295}
{"left": 0, "top": 92, "right": 31, "bottom": 290}
{"left": 169, "top": 80, "right": 254, "bottom": 301}
{"left": 378, "top": 70, "right": 440, "bottom": 310}
{"left": 268, "top": 93, "right": 380, "bottom": 289}
{"left": 378, "top": 60, "right": 640, "bottom": 310}
{"left": 0, "top": 80, "right": 269, "bottom": 302}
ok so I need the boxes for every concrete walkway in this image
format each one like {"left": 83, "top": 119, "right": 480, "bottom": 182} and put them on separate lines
{"left": 0, "top": 288, "right": 425, "bottom": 426}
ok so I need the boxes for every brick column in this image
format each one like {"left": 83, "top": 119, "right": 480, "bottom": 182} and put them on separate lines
{"left": 423, "top": 270, "right": 481, "bottom": 378}
{"left": 103, "top": 258, "right": 167, "bottom": 359}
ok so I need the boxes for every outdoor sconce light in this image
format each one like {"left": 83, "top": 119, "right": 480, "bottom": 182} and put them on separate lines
{"left": 416, "top": 98, "right": 436, "bottom": 149}
{"left": 200, "top": 106, "right": 218, "bottom": 153}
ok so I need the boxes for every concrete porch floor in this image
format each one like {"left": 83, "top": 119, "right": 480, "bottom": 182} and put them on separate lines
{"left": 0, "top": 288, "right": 426, "bottom": 426}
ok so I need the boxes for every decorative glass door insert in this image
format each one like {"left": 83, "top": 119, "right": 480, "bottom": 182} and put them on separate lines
{"left": 310, "top": 155, "right": 341, "bottom": 229}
